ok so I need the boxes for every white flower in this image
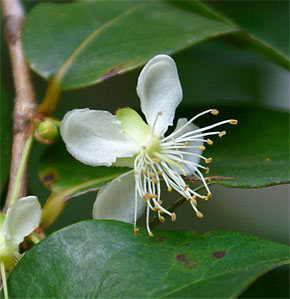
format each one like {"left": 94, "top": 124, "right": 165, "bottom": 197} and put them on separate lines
{"left": 61, "top": 55, "right": 237, "bottom": 236}
{"left": 0, "top": 196, "right": 41, "bottom": 270}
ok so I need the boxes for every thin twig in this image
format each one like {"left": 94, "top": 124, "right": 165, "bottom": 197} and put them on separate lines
{"left": 2, "top": 0, "right": 37, "bottom": 212}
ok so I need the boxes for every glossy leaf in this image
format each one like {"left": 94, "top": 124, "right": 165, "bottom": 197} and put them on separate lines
{"left": 6, "top": 221, "right": 290, "bottom": 298}
{"left": 22, "top": 1, "right": 236, "bottom": 90}
{"left": 208, "top": 1, "right": 289, "bottom": 68}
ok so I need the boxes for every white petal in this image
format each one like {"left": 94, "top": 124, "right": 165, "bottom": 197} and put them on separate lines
{"left": 174, "top": 118, "right": 203, "bottom": 175}
{"left": 60, "top": 109, "right": 138, "bottom": 167}
{"left": 3, "top": 196, "right": 41, "bottom": 249}
{"left": 93, "top": 171, "right": 146, "bottom": 224}
{"left": 137, "top": 55, "right": 182, "bottom": 136}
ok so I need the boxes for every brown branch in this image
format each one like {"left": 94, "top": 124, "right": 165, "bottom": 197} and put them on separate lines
{"left": 2, "top": 0, "right": 37, "bottom": 212}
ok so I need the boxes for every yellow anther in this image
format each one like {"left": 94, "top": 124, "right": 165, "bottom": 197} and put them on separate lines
{"left": 201, "top": 195, "right": 208, "bottom": 201}
{"left": 184, "top": 142, "right": 189, "bottom": 146}
{"left": 196, "top": 211, "right": 204, "bottom": 218}
{"left": 265, "top": 157, "right": 270, "bottom": 162}
{"left": 153, "top": 207, "right": 159, "bottom": 212}
{"left": 152, "top": 158, "right": 161, "bottom": 163}
{"left": 148, "top": 231, "right": 154, "bottom": 237}
{"left": 157, "top": 170, "right": 163, "bottom": 176}
{"left": 183, "top": 184, "right": 189, "bottom": 191}
{"left": 142, "top": 169, "right": 147, "bottom": 175}
{"left": 150, "top": 194, "right": 158, "bottom": 199}
{"left": 192, "top": 195, "right": 197, "bottom": 200}
{"left": 158, "top": 200, "right": 163, "bottom": 205}
{"left": 186, "top": 197, "right": 191, "bottom": 201}
{"left": 153, "top": 178, "right": 159, "bottom": 184}
{"left": 192, "top": 199, "right": 197, "bottom": 206}
{"left": 229, "top": 119, "right": 238, "bottom": 125}
{"left": 142, "top": 194, "right": 149, "bottom": 201}
{"left": 168, "top": 186, "right": 172, "bottom": 192}
{"left": 207, "top": 193, "right": 212, "bottom": 199}
{"left": 205, "top": 158, "right": 212, "bottom": 164}
{"left": 206, "top": 167, "right": 210, "bottom": 174}
{"left": 150, "top": 172, "right": 155, "bottom": 178}
{"left": 198, "top": 145, "right": 206, "bottom": 151}
{"left": 219, "top": 131, "right": 226, "bottom": 138}
{"left": 171, "top": 213, "right": 176, "bottom": 221}
{"left": 211, "top": 109, "right": 219, "bottom": 116}
{"left": 134, "top": 228, "right": 139, "bottom": 236}
{"left": 158, "top": 111, "right": 163, "bottom": 115}
{"left": 159, "top": 216, "right": 165, "bottom": 223}
{"left": 177, "top": 161, "right": 182, "bottom": 165}
{"left": 207, "top": 138, "right": 213, "bottom": 145}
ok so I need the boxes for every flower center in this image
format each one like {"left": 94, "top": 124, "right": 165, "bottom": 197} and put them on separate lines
{"left": 144, "top": 135, "right": 161, "bottom": 158}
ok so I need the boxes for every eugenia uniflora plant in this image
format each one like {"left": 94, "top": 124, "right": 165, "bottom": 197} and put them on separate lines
{"left": 1, "top": 0, "right": 288, "bottom": 297}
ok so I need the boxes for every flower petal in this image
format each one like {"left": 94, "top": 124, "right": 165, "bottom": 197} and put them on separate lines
{"left": 60, "top": 109, "right": 138, "bottom": 167}
{"left": 137, "top": 55, "right": 183, "bottom": 136}
{"left": 93, "top": 171, "right": 146, "bottom": 224}
{"left": 174, "top": 118, "right": 203, "bottom": 175}
{"left": 3, "top": 196, "right": 41, "bottom": 249}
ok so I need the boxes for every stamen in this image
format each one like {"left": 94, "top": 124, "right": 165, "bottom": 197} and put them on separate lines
{"left": 157, "top": 170, "right": 163, "bottom": 175}
{"left": 205, "top": 158, "right": 212, "bottom": 164}
{"left": 150, "top": 172, "right": 155, "bottom": 178}
{"left": 184, "top": 141, "right": 189, "bottom": 146}
{"left": 159, "top": 216, "right": 165, "bottom": 223}
{"left": 134, "top": 228, "right": 139, "bottom": 236}
{"left": 192, "top": 198, "right": 197, "bottom": 206}
{"left": 201, "top": 195, "right": 208, "bottom": 201}
{"left": 152, "top": 158, "right": 161, "bottom": 163}
{"left": 219, "top": 131, "right": 226, "bottom": 137}
{"left": 207, "top": 138, "right": 213, "bottom": 145}
{"left": 211, "top": 109, "right": 219, "bottom": 115}
{"left": 168, "top": 186, "right": 172, "bottom": 192}
{"left": 206, "top": 167, "right": 210, "bottom": 174}
{"left": 162, "top": 109, "right": 214, "bottom": 142}
{"left": 198, "top": 145, "right": 206, "bottom": 150}
{"left": 148, "top": 231, "right": 154, "bottom": 237}
{"left": 171, "top": 213, "right": 176, "bottom": 221}
{"left": 196, "top": 211, "right": 204, "bottom": 218}
{"left": 207, "top": 192, "right": 212, "bottom": 199}
{"left": 229, "top": 119, "right": 238, "bottom": 125}
{"left": 183, "top": 184, "right": 189, "bottom": 191}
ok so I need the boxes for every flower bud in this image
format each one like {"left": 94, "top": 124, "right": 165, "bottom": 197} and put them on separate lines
{"left": 36, "top": 120, "right": 60, "bottom": 144}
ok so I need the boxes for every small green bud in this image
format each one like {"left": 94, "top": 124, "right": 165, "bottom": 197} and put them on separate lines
{"left": 36, "top": 120, "right": 59, "bottom": 143}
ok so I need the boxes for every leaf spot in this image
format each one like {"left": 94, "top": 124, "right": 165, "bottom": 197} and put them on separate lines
{"left": 101, "top": 64, "right": 125, "bottom": 80}
{"left": 41, "top": 171, "right": 58, "bottom": 188}
{"left": 176, "top": 254, "right": 197, "bottom": 269}
{"left": 155, "top": 236, "right": 165, "bottom": 243}
{"left": 213, "top": 250, "right": 227, "bottom": 259}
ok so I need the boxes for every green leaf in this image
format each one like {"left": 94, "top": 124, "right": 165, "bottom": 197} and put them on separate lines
{"left": 22, "top": 1, "right": 237, "bottom": 90}
{"left": 208, "top": 1, "right": 289, "bottom": 69}
{"left": 182, "top": 104, "right": 289, "bottom": 188}
{"left": 38, "top": 141, "right": 129, "bottom": 228}
{"left": 38, "top": 140, "right": 129, "bottom": 193}
{"left": 6, "top": 221, "right": 290, "bottom": 298}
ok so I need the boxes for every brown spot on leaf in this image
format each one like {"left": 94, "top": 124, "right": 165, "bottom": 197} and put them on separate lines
{"left": 155, "top": 236, "right": 166, "bottom": 243}
{"left": 176, "top": 254, "right": 197, "bottom": 269}
{"left": 41, "top": 171, "right": 58, "bottom": 189}
{"left": 101, "top": 64, "right": 126, "bottom": 80}
{"left": 213, "top": 251, "right": 227, "bottom": 259}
